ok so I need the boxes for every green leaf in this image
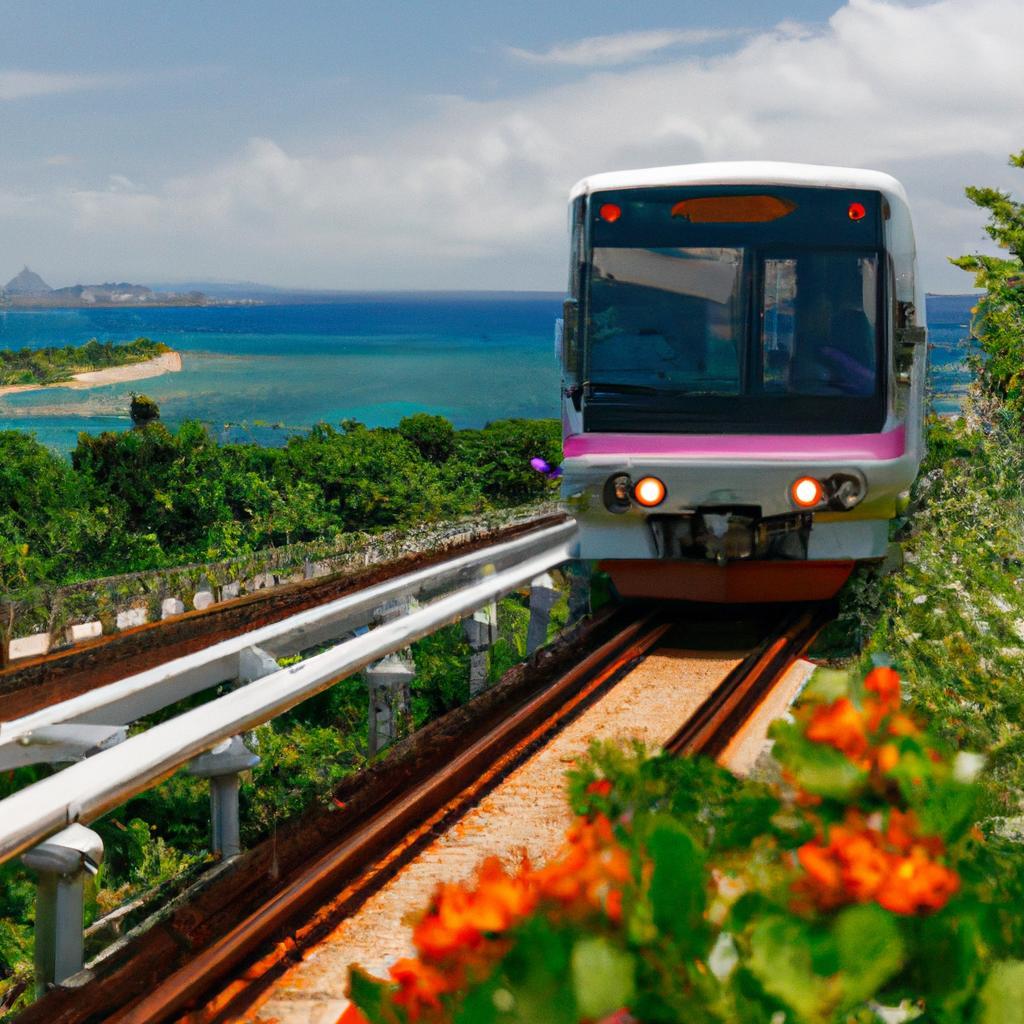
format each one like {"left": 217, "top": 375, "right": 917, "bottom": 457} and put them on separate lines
{"left": 453, "top": 978, "right": 500, "bottom": 1024}
{"left": 975, "top": 961, "right": 1024, "bottom": 1024}
{"left": 347, "top": 966, "right": 394, "bottom": 1024}
{"left": 747, "top": 914, "right": 837, "bottom": 1024}
{"left": 647, "top": 816, "right": 706, "bottom": 949}
{"left": 803, "top": 668, "right": 852, "bottom": 703}
{"left": 915, "top": 779, "right": 978, "bottom": 842}
{"left": 770, "top": 722, "right": 868, "bottom": 799}
{"left": 834, "top": 904, "right": 905, "bottom": 1006}
{"left": 570, "top": 936, "right": 636, "bottom": 1021}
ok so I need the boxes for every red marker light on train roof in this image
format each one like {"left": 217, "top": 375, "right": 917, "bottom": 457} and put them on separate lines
{"left": 791, "top": 476, "right": 824, "bottom": 508}
{"left": 848, "top": 202, "right": 867, "bottom": 221}
{"left": 599, "top": 203, "right": 622, "bottom": 223}
{"left": 633, "top": 476, "right": 666, "bottom": 508}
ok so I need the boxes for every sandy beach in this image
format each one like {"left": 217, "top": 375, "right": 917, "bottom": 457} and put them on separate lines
{"left": 0, "top": 351, "right": 182, "bottom": 398}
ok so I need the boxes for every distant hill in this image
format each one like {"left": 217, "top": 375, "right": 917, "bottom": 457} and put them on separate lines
{"left": 146, "top": 281, "right": 565, "bottom": 304}
{"left": 1, "top": 271, "right": 210, "bottom": 308}
{"left": 4, "top": 266, "right": 52, "bottom": 294}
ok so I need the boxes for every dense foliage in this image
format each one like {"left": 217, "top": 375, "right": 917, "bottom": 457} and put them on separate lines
{"left": 0, "top": 337, "right": 169, "bottom": 388}
{"left": 949, "top": 149, "right": 1024, "bottom": 418}
{"left": 0, "top": 414, "right": 561, "bottom": 597}
{"left": 347, "top": 667, "right": 1024, "bottom": 1023}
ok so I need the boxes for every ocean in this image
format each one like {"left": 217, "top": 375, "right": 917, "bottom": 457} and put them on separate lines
{"left": 0, "top": 293, "right": 975, "bottom": 453}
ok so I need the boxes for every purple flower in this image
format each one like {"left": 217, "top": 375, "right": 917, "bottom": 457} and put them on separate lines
{"left": 530, "top": 457, "right": 563, "bottom": 480}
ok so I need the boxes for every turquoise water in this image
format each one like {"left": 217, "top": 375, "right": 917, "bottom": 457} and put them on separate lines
{"left": 925, "top": 293, "right": 977, "bottom": 416}
{"left": 0, "top": 293, "right": 975, "bottom": 453}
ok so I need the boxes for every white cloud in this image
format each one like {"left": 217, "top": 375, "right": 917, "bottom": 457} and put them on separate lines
{"left": 5, "top": 0, "right": 1024, "bottom": 290}
{"left": 0, "top": 69, "right": 127, "bottom": 101}
{"left": 507, "top": 28, "right": 741, "bottom": 67}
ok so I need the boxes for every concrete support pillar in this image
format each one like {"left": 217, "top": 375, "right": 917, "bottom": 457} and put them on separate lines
{"left": 188, "top": 736, "right": 260, "bottom": 858}
{"left": 21, "top": 824, "right": 104, "bottom": 995}
{"left": 567, "top": 561, "right": 593, "bottom": 624}
{"left": 365, "top": 654, "right": 415, "bottom": 757}
{"left": 463, "top": 600, "right": 498, "bottom": 697}
{"left": 526, "top": 572, "right": 560, "bottom": 655}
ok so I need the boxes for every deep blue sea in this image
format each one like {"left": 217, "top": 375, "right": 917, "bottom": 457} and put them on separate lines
{"left": 0, "top": 293, "right": 975, "bottom": 453}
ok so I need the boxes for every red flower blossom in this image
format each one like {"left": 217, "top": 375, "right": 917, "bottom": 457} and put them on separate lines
{"left": 390, "top": 958, "right": 449, "bottom": 1020}
{"left": 806, "top": 698, "right": 870, "bottom": 760}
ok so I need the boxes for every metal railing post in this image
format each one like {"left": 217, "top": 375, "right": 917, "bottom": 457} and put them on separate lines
{"left": 365, "top": 654, "right": 415, "bottom": 756}
{"left": 188, "top": 736, "right": 260, "bottom": 858}
{"left": 461, "top": 564, "right": 499, "bottom": 697}
{"left": 526, "top": 572, "right": 560, "bottom": 655}
{"left": 21, "top": 823, "right": 104, "bottom": 995}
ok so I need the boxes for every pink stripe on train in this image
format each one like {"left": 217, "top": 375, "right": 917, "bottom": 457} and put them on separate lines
{"left": 563, "top": 425, "right": 906, "bottom": 461}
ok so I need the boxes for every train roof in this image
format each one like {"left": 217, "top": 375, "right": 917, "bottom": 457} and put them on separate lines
{"left": 569, "top": 160, "right": 908, "bottom": 207}
{"left": 570, "top": 160, "right": 918, "bottom": 301}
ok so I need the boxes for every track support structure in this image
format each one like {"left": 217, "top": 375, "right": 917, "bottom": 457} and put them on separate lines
{"left": 21, "top": 824, "right": 104, "bottom": 994}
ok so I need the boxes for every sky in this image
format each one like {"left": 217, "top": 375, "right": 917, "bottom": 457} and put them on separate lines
{"left": 1, "top": 0, "right": 1022, "bottom": 293}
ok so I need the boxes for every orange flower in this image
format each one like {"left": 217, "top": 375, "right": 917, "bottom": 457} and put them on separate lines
{"left": 414, "top": 903, "right": 474, "bottom": 959}
{"left": 806, "top": 698, "right": 869, "bottom": 760}
{"left": 875, "top": 851, "right": 960, "bottom": 915}
{"left": 390, "top": 958, "right": 449, "bottom": 1020}
{"left": 413, "top": 858, "right": 541, "bottom": 961}
{"left": 797, "top": 841, "right": 844, "bottom": 906}
{"left": 586, "top": 778, "right": 614, "bottom": 797}
{"left": 876, "top": 743, "right": 900, "bottom": 773}
{"left": 834, "top": 829, "right": 889, "bottom": 901}
{"left": 864, "top": 666, "right": 901, "bottom": 714}
{"left": 887, "top": 713, "right": 920, "bottom": 737}
{"left": 472, "top": 858, "right": 537, "bottom": 924}
{"left": 795, "top": 809, "right": 958, "bottom": 915}
{"left": 605, "top": 887, "right": 624, "bottom": 923}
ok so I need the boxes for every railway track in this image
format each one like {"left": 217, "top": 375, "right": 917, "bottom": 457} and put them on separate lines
{"left": 13, "top": 598, "right": 828, "bottom": 1024}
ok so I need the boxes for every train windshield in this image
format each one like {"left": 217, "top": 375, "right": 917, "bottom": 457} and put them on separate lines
{"left": 580, "top": 186, "right": 886, "bottom": 434}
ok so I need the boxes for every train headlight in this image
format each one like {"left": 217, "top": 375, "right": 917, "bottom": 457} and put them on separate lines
{"left": 791, "top": 476, "right": 824, "bottom": 508}
{"left": 634, "top": 476, "right": 666, "bottom": 508}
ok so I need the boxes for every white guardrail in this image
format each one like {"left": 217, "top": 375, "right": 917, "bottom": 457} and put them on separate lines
{"left": 0, "top": 518, "right": 578, "bottom": 992}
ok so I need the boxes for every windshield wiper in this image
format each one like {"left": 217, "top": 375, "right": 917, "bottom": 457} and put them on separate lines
{"left": 585, "top": 381, "right": 667, "bottom": 395}
{"left": 585, "top": 380, "right": 737, "bottom": 396}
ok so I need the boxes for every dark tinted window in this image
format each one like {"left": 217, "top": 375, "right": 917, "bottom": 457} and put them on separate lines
{"left": 762, "top": 253, "right": 878, "bottom": 397}
{"left": 588, "top": 247, "right": 745, "bottom": 396}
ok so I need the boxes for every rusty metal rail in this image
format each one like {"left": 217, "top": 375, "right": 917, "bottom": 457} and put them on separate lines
{"left": 664, "top": 602, "right": 833, "bottom": 758}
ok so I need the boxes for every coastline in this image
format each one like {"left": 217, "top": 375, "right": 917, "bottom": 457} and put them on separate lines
{"left": 0, "top": 351, "right": 182, "bottom": 398}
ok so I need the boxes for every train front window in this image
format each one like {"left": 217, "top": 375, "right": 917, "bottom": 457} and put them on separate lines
{"left": 761, "top": 253, "right": 879, "bottom": 397}
{"left": 586, "top": 246, "right": 746, "bottom": 396}
{"left": 579, "top": 184, "right": 887, "bottom": 434}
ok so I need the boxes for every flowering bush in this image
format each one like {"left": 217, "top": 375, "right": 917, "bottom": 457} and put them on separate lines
{"left": 346, "top": 666, "right": 1024, "bottom": 1023}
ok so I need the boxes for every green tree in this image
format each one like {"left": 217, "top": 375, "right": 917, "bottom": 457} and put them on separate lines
{"left": 129, "top": 393, "right": 161, "bottom": 427}
{"left": 454, "top": 418, "right": 561, "bottom": 503}
{"left": 951, "top": 149, "right": 1024, "bottom": 414}
{"left": 398, "top": 413, "right": 456, "bottom": 463}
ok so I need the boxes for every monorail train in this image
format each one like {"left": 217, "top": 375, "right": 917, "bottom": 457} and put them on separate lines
{"left": 557, "top": 162, "right": 926, "bottom": 602}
